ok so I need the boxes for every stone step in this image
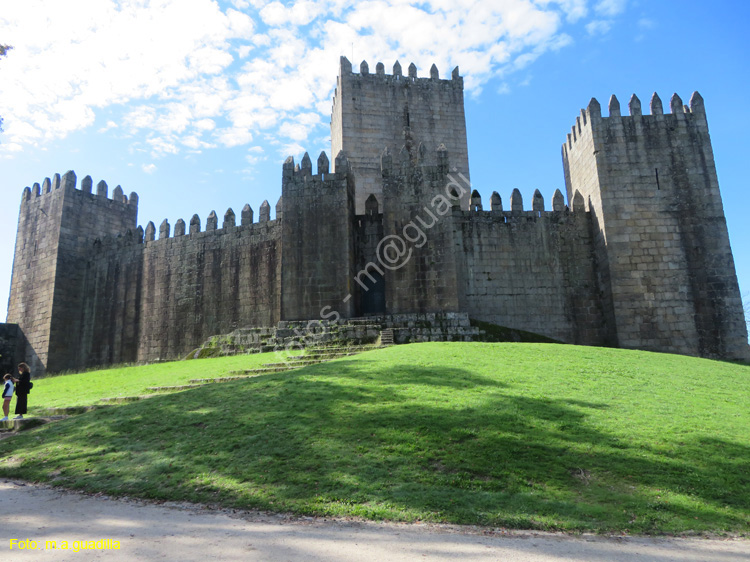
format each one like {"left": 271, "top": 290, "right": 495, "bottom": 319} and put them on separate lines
{"left": 37, "top": 405, "right": 108, "bottom": 416}
{"left": 286, "top": 352, "right": 355, "bottom": 360}
{"left": 189, "top": 374, "right": 262, "bottom": 384}
{"left": 1, "top": 416, "right": 64, "bottom": 432}
{"left": 100, "top": 395, "right": 154, "bottom": 404}
{"left": 261, "top": 359, "right": 327, "bottom": 368}
{"left": 231, "top": 366, "right": 293, "bottom": 375}
{"left": 380, "top": 328, "right": 395, "bottom": 346}
{"left": 306, "top": 344, "right": 382, "bottom": 352}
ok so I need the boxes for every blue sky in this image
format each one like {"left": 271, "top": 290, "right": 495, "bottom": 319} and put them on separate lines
{"left": 1, "top": 1, "right": 749, "bottom": 323}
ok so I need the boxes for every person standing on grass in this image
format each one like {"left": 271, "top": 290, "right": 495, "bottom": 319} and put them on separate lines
{"left": 12, "top": 362, "right": 31, "bottom": 419}
{"left": 2, "top": 374, "right": 14, "bottom": 421}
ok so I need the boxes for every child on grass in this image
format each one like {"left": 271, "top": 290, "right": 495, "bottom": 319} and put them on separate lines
{"left": 1, "top": 374, "right": 14, "bottom": 421}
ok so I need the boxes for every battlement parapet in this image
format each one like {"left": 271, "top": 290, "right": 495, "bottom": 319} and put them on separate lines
{"left": 338, "top": 56, "right": 462, "bottom": 89}
{"left": 93, "top": 210, "right": 281, "bottom": 253}
{"left": 563, "top": 91, "right": 707, "bottom": 152}
{"left": 282, "top": 150, "right": 352, "bottom": 189}
{"left": 96, "top": 194, "right": 282, "bottom": 251}
{"left": 459, "top": 188, "right": 582, "bottom": 221}
{"left": 21, "top": 170, "right": 138, "bottom": 210}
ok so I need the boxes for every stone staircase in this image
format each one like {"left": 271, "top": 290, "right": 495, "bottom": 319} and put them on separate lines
{"left": 191, "top": 312, "right": 481, "bottom": 359}
{"left": 380, "top": 328, "right": 394, "bottom": 346}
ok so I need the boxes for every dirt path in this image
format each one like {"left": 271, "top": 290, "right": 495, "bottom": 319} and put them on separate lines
{"left": 1, "top": 480, "right": 747, "bottom": 561}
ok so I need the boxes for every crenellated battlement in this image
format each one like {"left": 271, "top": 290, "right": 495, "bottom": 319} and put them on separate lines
{"left": 92, "top": 209, "right": 282, "bottom": 252}
{"left": 95, "top": 199, "right": 282, "bottom": 251}
{"left": 460, "top": 188, "right": 577, "bottom": 219}
{"left": 282, "top": 150, "right": 350, "bottom": 185}
{"left": 337, "top": 56, "right": 461, "bottom": 87}
{"left": 563, "top": 91, "right": 707, "bottom": 152}
{"left": 20, "top": 170, "right": 138, "bottom": 209}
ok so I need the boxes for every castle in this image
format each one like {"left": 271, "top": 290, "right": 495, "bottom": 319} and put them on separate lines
{"left": 3, "top": 56, "right": 748, "bottom": 375}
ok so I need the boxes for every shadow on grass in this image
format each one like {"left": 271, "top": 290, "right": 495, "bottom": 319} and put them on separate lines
{"left": 1, "top": 359, "right": 748, "bottom": 533}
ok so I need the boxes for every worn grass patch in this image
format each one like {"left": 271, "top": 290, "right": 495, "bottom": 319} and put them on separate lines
{"left": 1, "top": 342, "right": 748, "bottom": 534}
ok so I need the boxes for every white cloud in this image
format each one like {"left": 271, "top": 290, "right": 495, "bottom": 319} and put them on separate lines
{"left": 142, "top": 163, "right": 157, "bottom": 174}
{"left": 194, "top": 119, "right": 217, "bottom": 131}
{"left": 98, "top": 121, "right": 118, "bottom": 133}
{"left": 635, "top": 17, "right": 656, "bottom": 42}
{"left": 0, "top": 0, "right": 250, "bottom": 149}
{"left": 246, "top": 145, "right": 266, "bottom": 165}
{"left": 146, "top": 137, "right": 179, "bottom": 158}
{"left": 0, "top": 0, "right": 633, "bottom": 158}
{"left": 279, "top": 141, "right": 306, "bottom": 158}
{"left": 595, "top": 0, "right": 627, "bottom": 17}
{"left": 586, "top": 19, "right": 613, "bottom": 35}
{"left": 217, "top": 127, "right": 255, "bottom": 148}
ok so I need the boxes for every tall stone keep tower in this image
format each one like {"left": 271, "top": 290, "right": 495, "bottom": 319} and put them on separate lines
{"left": 7, "top": 172, "right": 138, "bottom": 374}
{"left": 562, "top": 92, "right": 747, "bottom": 359}
{"left": 331, "top": 57, "right": 470, "bottom": 213}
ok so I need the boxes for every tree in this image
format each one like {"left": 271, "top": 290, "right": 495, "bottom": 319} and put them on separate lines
{"left": 0, "top": 45, "right": 12, "bottom": 133}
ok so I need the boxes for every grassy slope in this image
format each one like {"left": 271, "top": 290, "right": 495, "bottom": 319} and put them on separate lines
{"left": 24, "top": 353, "right": 294, "bottom": 409}
{"left": 1, "top": 343, "right": 748, "bottom": 534}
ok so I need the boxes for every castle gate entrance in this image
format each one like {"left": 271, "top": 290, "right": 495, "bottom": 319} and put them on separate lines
{"left": 359, "top": 271, "right": 386, "bottom": 315}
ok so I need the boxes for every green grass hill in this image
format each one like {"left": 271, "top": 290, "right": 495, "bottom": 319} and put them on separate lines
{"left": 1, "top": 342, "right": 748, "bottom": 535}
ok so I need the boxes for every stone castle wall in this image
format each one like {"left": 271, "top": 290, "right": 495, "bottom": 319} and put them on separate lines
{"left": 7, "top": 172, "right": 282, "bottom": 372}
{"left": 456, "top": 203, "right": 604, "bottom": 345}
{"left": 5, "top": 59, "right": 748, "bottom": 373}
{"left": 80, "top": 215, "right": 281, "bottom": 368}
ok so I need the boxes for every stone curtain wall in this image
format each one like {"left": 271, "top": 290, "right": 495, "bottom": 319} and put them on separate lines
{"left": 563, "top": 93, "right": 748, "bottom": 359}
{"left": 456, "top": 204, "right": 604, "bottom": 345}
{"left": 332, "top": 57, "right": 471, "bottom": 213}
{"left": 80, "top": 214, "right": 282, "bottom": 369}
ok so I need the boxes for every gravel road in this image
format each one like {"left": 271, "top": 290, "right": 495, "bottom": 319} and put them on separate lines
{"left": 1, "top": 480, "right": 747, "bottom": 561}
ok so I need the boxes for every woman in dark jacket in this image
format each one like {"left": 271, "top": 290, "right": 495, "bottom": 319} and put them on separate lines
{"left": 13, "top": 362, "right": 30, "bottom": 419}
